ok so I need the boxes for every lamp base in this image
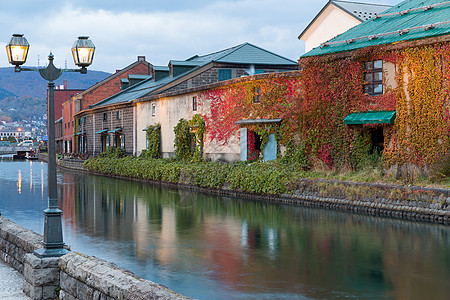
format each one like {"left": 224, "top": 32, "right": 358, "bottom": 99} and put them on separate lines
{"left": 34, "top": 247, "right": 70, "bottom": 258}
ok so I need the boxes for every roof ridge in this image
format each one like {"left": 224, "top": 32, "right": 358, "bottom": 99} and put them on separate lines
{"left": 216, "top": 42, "right": 297, "bottom": 64}
{"left": 332, "top": 0, "right": 392, "bottom": 7}
{"left": 212, "top": 43, "right": 247, "bottom": 61}
{"left": 194, "top": 43, "right": 243, "bottom": 60}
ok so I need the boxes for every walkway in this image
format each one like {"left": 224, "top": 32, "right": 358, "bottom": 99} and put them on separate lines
{"left": 0, "top": 260, "right": 30, "bottom": 299}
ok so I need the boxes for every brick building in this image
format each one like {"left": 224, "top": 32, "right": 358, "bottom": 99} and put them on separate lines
{"left": 62, "top": 56, "right": 152, "bottom": 153}
{"left": 52, "top": 81, "right": 84, "bottom": 121}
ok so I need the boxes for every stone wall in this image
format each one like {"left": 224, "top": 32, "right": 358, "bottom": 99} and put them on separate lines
{"left": 58, "top": 159, "right": 86, "bottom": 171}
{"left": 0, "top": 217, "right": 190, "bottom": 299}
{"left": 0, "top": 216, "right": 41, "bottom": 273}
{"left": 59, "top": 252, "right": 190, "bottom": 300}
{"left": 38, "top": 153, "right": 86, "bottom": 172}
{"left": 38, "top": 153, "right": 48, "bottom": 162}
{"left": 263, "top": 179, "right": 450, "bottom": 224}
{"left": 171, "top": 175, "right": 450, "bottom": 225}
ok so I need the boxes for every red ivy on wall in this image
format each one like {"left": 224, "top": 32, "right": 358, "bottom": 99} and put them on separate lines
{"left": 200, "top": 43, "right": 449, "bottom": 172}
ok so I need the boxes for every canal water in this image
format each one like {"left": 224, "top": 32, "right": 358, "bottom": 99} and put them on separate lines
{"left": 0, "top": 157, "right": 449, "bottom": 299}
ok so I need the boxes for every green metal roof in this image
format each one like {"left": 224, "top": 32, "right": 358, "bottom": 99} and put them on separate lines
{"left": 344, "top": 111, "right": 396, "bottom": 124}
{"left": 189, "top": 43, "right": 297, "bottom": 65}
{"left": 90, "top": 43, "right": 297, "bottom": 109}
{"left": 153, "top": 66, "right": 169, "bottom": 71}
{"left": 169, "top": 60, "right": 201, "bottom": 66}
{"left": 128, "top": 74, "right": 152, "bottom": 80}
{"left": 303, "top": 0, "right": 450, "bottom": 57}
{"left": 90, "top": 75, "right": 173, "bottom": 108}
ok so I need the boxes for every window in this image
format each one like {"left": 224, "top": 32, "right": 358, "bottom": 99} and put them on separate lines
{"left": 255, "top": 70, "right": 264, "bottom": 75}
{"left": 218, "top": 69, "right": 232, "bottom": 81}
{"left": 192, "top": 96, "right": 197, "bottom": 111}
{"left": 253, "top": 87, "right": 261, "bottom": 103}
{"left": 152, "top": 103, "right": 156, "bottom": 117}
{"left": 364, "top": 60, "right": 383, "bottom": 96}
{"left": 116, "top": 111, "right": 121, "bottom": 120}
{"left": 102, "top": 112, "right": 107, "bottom": 121}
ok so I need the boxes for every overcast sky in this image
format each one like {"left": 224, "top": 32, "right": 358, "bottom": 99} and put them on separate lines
{"left": 0, "top": 0, "right": 400, "bottom": 73}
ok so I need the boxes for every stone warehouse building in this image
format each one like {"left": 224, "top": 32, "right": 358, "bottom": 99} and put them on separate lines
{"left": 74, "top": 42, "right": 299, "bottom": 158}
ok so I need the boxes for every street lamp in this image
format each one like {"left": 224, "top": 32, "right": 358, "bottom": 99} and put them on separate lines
{"left": 6, "top": 34, "right": 95, "bottom": 258}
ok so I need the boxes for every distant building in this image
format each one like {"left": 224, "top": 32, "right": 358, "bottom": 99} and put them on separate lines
{"left": 52, "top": 80, "right": 84, "bottom": 121}
{"left": 0, "top": 128, "right": 26, "bottom": 140}
{"left": 298, "top": 0, "right": 391, "bottom": 52}
{"left": 55, "top": 117, "right": 63, "bottom": 153}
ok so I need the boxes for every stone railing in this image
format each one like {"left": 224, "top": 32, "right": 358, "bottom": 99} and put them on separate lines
{"left": 59, "top": 252, "right": 190, "bottom": 300}
{"left": 0, "top": 216, "right": 41, "bottom": 273}
{"left": 0, "top": 217, "right": 190, "bottom": 300}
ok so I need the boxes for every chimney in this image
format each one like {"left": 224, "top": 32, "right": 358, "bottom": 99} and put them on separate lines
{"left": 138, "top": 56, "right": 145, "bottom": 61}
{"left": 63, "top": 80, "right": 68, "bottom": 89}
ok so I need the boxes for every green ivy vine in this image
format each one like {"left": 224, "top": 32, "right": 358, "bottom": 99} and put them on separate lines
{"left": 141, "top": 124, "right": 161, "bottom": 159}
{"left": 174, "top": 118, "right": 191, "bottom": 160}
{"left": 174, "top": 114, "right": 206, "bottom": 161}
{"left": 189, "top": 114, "right": 206, "bottom": 161}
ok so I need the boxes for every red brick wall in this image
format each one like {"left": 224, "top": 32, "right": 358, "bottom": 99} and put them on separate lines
{"left": 62, "top": 99, "right": 77, "bottom": 152}
{"left": 80, "top": 62, "right": 151, "bottom": 110}
{"left": 53, "top": 89, "right": 83, "bottom": 120}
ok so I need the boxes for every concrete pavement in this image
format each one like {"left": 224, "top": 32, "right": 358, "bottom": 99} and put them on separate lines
{"left": 0, "top": 259, "right": 30, "bottom": 300}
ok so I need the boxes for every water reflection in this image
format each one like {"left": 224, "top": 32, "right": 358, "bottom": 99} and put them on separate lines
{"left": 55, "top": 170, "right": 450, "bottom": 300}
{"left": 0, "top": 157, "right": 46, "bottom": 233}
{"left": 17, "top": 169, "right": 22, "bottom": 194}
{"left": 0, "top": 158, "right": 449, "bottom": 299}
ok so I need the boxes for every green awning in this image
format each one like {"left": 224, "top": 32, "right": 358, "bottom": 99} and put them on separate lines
{"left": 108, "top": 128, "right": 122, "bottom": 133}
{"left": 344, "top": 111, "right": 396, "bottom": 125}
{"left": 95, "top": 129, "right": 108, "bottom": 134}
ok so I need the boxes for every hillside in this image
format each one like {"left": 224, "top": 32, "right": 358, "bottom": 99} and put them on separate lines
{"left": 0, "top": 67, "right": 110, "bottom": 99}
{"left": 0, "top": 67, "right": 110, "bottom": 121}
{"left": 0, "top": 96, "right": 46, "bottom": 122}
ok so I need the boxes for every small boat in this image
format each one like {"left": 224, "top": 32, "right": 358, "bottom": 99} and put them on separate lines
{"left": 25, "top": 152, "right": 38, "bottom": 160}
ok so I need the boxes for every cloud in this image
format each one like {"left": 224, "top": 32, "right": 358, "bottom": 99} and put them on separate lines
{"left": 0, "top": 0, "right": 402, "bottom": 72}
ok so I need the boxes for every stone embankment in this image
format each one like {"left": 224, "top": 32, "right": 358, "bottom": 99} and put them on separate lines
{"left": 38, "top": 153, "right": 86, "bottom": 171}
{"left": 39, "top": 154, "right": 450, "bottom": 225}
{"left": 0, "top": 216, "right": 190, "bottom": 300}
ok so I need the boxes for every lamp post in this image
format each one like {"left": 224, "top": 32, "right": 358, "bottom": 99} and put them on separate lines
{"left": 6, "top": 34, "right": 95, "bottom": 258}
